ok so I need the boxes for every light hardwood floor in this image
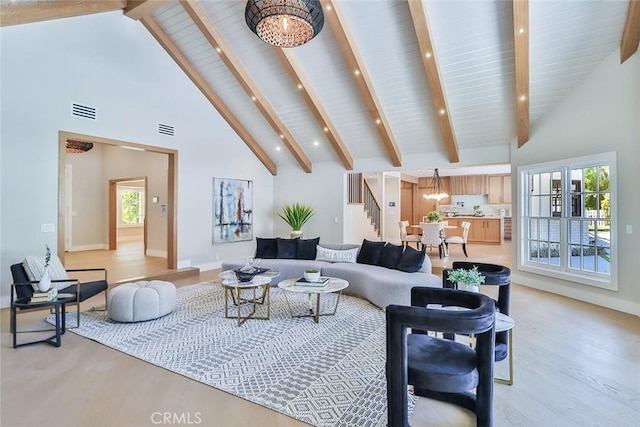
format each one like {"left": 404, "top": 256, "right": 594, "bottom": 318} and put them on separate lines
{"left": 2, "top": 242, "right": 638, "bottom": 426}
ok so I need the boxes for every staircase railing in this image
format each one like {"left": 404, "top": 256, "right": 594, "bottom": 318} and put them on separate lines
{"left": 347, "top": 173, "right": 381, "bottom": 236}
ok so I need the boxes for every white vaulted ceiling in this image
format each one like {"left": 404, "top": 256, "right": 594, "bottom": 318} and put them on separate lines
{"left": 1, "top": 0, "right": 636, "bottom": 175}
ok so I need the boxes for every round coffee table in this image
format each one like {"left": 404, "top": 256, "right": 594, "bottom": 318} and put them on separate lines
{"left": 277, "top": 277, "right": 349, "bottom": 323}
{"left": 219, "top": 270, "right": 279, "bottom": 326}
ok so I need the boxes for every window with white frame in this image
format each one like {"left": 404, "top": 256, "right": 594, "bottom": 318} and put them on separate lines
{"left": 519, "top": 152, "right": 617, "bottom": 290}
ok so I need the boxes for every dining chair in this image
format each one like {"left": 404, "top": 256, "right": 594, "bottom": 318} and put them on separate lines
{"left": 445, "top": 220, "right": 471, "bottom": 257}
{"left": 398, "top": 220, "right": 421, "bottom": 249}
{"left": 419, "top": 222, "right": 445, "bottom": 258}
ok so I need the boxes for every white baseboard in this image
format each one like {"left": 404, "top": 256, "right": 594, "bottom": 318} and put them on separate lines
{"left": 512, "top": 272, "right": 640, "bottom": 316}
{"left": 67, "top": 244, "right": 108, "bottom": 252}
{"left": 146, "top": 249, "right": 168, "bottom": 258}
{"left": 196, "top": 261, "right": 223, "bottom": 272}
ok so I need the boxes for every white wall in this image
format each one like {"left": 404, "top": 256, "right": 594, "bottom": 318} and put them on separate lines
{"left": 510, "top": 50, "right": 640, "bottom": 315}
{"left": 0, "top": 12, "right": 274, "bottom": 306}
{"left": 382, "top": 173, "right": 401, "bottom": 243}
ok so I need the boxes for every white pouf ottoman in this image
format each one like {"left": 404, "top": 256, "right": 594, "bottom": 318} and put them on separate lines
{"left": 108, "top": 280, "right": 177, "bottom": 322}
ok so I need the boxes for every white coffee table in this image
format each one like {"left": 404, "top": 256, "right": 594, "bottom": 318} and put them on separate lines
{"left": 277, "top": 277, "right": 349, "bottom": 323}
{"left": 219, "top": 273, "right": 273, "bottom": 326}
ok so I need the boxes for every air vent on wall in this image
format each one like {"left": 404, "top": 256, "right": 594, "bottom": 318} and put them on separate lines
{"left": 71, "top": 103, "right": 97, "bottom": 120}
{"left": 158, "top": 123, "right": 175, "bottom": 137}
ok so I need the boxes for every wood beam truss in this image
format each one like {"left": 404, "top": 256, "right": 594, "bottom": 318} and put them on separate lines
{"left": 140, "top": 16, "right": 278, "bottom": 175}
{"left": 0, "top": 0, "right": 126, "bottom": 27}
{"left": 621, "top": 0, "right": 640, "bottom": 64}
{"left": 124, "top": 0, "right": 172, "bottom": 20}
{"left": 407, "top": 0, "right": 459, "bottom": 163}
{"left": 274, "top": 47, "right": 354, "bottom": 170}
{"left": 513, "top": 0, "right": 530, "bottom": 147}
{"left": 181, "top": 0, "right": 312, "bottom": 173}
{"left": 321, "top": 0, "right": 402, "bottom": 167}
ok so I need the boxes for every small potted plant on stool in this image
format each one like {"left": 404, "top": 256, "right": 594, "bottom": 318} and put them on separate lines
{"left": 447, "top": 265, "right": 485, "bottom": 292}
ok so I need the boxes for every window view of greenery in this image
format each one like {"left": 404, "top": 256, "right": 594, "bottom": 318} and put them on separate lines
{"left": 525, "top": 161, "right": 612, "bottom": 280}
{"left": 121, "top": 190, "right": 143, "bottom": 224}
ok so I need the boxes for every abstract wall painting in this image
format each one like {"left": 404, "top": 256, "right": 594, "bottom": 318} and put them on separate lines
{"left": 213, "top": 178, "right": 253, "bottom": 243}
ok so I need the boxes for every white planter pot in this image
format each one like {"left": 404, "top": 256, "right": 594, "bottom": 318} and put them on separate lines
{"left": 38, "top": 268, "right": 52, "bottom": 292}
{"left": 457, "top": 281, "right": 479, "bottom": 293}
{"left": 290, "top": 230, "right": 303, "bottom": 239}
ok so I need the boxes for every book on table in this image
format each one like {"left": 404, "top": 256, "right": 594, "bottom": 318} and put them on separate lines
{"left": 30, "top": 287, "right": 58, "bottom": 303}
{"left": 294, "top": 276, "right": 330, "bottom": 288}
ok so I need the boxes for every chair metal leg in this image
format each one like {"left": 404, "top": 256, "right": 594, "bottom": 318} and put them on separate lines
{"left": 463, "top": 243, "right": 468, "bottom": 257}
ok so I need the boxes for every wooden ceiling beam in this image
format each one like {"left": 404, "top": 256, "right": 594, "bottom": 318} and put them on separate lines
{"left": 621, "top": 0, "right": 640, "bottom": 63}
{"left": 321, "top": 0, "right": 402, "bottom": 167}
{"left": 181, "top": 0, "right": 312, "bottom": 173}
{"left": 0, "top": 0, "right": 126, "bottom": 27}
{"left": 274, "top": 48, "right": 354, "bottom": 170}
{"left": 513, "top": 0, "right": 530, "bottom": 147}
{"left": 140, "top": 16, "right": 278, "bottom": 176}
{"left": 407, "top": 0, "right": 459, "bottom": 163}
{"left": 124, "top": 0, "right": 172, "bottom": 20}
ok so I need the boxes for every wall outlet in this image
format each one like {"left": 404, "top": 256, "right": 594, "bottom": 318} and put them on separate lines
{"left": 215, "top": 253, "right": 220, "bottom": 260}
{"left": 626, "top": 225, "right": 632, "bottom": 235}
{"left": 41, "top": 224, "right": 55, "bottom": 233}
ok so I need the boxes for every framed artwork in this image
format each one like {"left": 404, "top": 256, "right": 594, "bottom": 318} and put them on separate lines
{"left": 213, "top": 178, "right": 253, "bottom": 243}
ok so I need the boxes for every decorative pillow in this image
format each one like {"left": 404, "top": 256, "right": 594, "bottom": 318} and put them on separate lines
{"left": 255, "top": 237, "right": 278, "bottom": 259}
{"left": 396, "top": 245, "right": 426, "bottom": 273}
{"left": 276, "top": 238, "right": 297, "bottom": 259}
{"left": 315, "top": 246, "right": 358, "bottom": 263}
{"left": 23, "top": 255, "right": 74, "bottom": 291}
{"left": 296, "top": 237, "right": 320, "bottom": 260}
{"left": 377, "top": 243, "right": 404, "bottom": 270}
{"left": 356, "top": 239, "right": 386, "bottom": 265}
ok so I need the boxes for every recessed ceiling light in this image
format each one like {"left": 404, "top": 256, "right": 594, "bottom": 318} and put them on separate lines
{"left": 425, "top": 52, "right": 432, "bottom": 58}
{"left": 518, "top": 27, "right": 526, "bottom": 34}
{"left": 280, "top": 134, "right": 284, "bottom": 139}
{"left": 297, "top": 84, "right": 303, "bottom": 89}
{"left": 375, "top": 118, "right": 381, "bottom": 124}
{"left": 323, "top": 127, "right": 328, "bottom": 132}
{"left": 439, "top": 109, "right": 446, "bottom": 115}
{"left": 354, "top": 70, "right": 360, "bottom": 76}
{"left": 215, "top": 47, "right": 221, "bottom": 53}
{"left": 251, "top": 96, "right": 256, "bottom": 101}
{"left": 313, "top": 141, "right": 319, "bottom": 146}
{"left": 275, "top": 146, "right": 281, "bottom": 151}
{"left": 326, "top": 5, "right": 332, "bottom": 11}
{"left": 519, "top": 95, "right": 527, "bottom": 101}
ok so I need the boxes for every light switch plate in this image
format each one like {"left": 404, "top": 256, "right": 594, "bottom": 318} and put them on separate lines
{"left": 41, "top": 224, "right": 55, "bottom": 233}
{"left": 626, "top": 225, "right": 632, "bottom": 234}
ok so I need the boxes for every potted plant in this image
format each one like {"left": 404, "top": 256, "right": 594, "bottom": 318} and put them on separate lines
{"left": 304, "top": 269, "right": 321, "bottom": 282}
{"left": 426, "top": 210, "right": 443, "bottom": 223}
{"left": 447, "top": 265, "right": 485, "bottom": 292}
{"left": 278, "top": 203, "right": 314, "bottom": 238}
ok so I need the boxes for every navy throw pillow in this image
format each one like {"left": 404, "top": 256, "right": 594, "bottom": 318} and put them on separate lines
{"left": 296, "top": 237, "right": 320, "bottom": 260}
{"left": 277, "top": 238, "right": 297, "bottom": 259}
{"left": 356, "top": 239, "right": 386, "bottom": 265}
{"left": 255, "top": 238, "right": 278, "bottom": 259}
{"left": 397, "top": 245, "right": 426, "bottom": 273}
{"left": 377, "top": 243, "right": 404, "bottom": 270}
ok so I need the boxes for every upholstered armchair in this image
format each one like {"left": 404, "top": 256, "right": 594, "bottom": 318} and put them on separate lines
{"left": 386, "top": 287, "right": 496, "bottom": 426}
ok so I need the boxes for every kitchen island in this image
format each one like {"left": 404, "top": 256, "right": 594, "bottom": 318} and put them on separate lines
{"left": 445, "top": 216, "right": 503, "bottom": 244}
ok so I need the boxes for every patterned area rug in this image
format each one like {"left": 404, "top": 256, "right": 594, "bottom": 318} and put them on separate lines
{"left": 57, "top": 283, "right": 415, "bottom": 426}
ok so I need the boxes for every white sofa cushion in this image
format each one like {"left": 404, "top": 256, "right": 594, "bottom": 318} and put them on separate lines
{"left": 23, "top": 255, "right": 74, "bottom": 291}
{"left": 315, "top": 246, "right": 358, "bottom": 263}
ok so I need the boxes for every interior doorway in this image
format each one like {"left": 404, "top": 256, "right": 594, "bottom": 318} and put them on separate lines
{"left": 109, "top": 178, "right": 148, "bottom": 253}
{"left": 57, "top": 131, "right": 178, "bottom": 279}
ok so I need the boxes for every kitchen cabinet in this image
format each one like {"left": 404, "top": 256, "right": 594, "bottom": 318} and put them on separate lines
{"left": 488, "top": 175, "right": 511, "bottom": 204}
{"left": 447, "top": 217, "right": 502, "bottom": 244}
{"left": 450, "top": 175, "right": 488, "bottom": 195}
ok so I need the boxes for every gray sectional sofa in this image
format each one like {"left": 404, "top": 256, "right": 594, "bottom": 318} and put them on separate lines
{"left": 221, "top": 243, "right": 442, "bottom": 309}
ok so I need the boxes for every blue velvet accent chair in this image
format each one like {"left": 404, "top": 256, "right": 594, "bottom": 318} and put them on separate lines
{"left": 10, "top": 263, "right": 108, "bottom": 329}
{"left": 386, "top": 287, "right": 496, "bottom": 427}
{"left": 443, "top": 262, "right": 511, "bottom": 362}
